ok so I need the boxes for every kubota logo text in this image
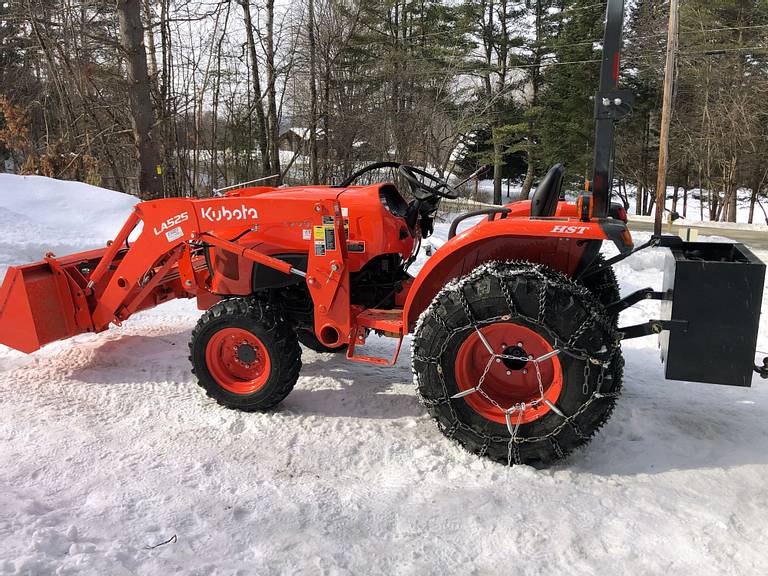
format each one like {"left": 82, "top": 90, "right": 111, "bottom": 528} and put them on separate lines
{"left": 154, "top": 212, "right": 189, "bottom": 235}
{"left": 200, "top": 205, "right": 258, "bottom": 222}
{"left": 550, "top": 225, "right": 589, "bottom": 235}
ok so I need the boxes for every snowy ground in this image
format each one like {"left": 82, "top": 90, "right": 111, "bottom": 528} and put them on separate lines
{"left": 1, "top": 175, "right": 768, "bottom": 575}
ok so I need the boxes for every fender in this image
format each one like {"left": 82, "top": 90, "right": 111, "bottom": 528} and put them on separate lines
{"left": 505, "top": 199, "right": 629, "bottom": 222}
{"left": 403, "top": 217, "right": 623, "bottom": 331}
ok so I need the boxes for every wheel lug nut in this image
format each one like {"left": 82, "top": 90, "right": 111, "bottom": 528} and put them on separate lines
{"left": 506, "top": 370, "right": 512, "bottom": 376}
{"left": 517, "top": 341, "right": 523, "bottom": 347}
{"left": 495, "top": 358, "right": 501, "bottom": 363}
{"left": 522, "top": 369, "right": 528, "bottom": 375}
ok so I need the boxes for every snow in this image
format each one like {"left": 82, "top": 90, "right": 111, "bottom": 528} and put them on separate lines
{"left": 622, "top": 187, "right": 766, "bottom": 226}
{"left": 1, "top": 174, "right": 768, "bottom": 575}
{"left": 473, "top": 179, "right": 767, "bottom": 225}
{"left": 0, "top": 174, "right": 136, "bottom": 276}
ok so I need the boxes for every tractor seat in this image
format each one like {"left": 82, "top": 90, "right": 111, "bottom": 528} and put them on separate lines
{"left": 530, "top": 164, "right": 565, "bottom": 217}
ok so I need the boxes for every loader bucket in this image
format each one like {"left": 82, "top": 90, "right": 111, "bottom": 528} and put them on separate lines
{"left": 0, "top": 255, "right": 95, "bottom": 353}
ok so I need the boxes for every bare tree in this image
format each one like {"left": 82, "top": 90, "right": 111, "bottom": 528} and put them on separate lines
{"left": 240, "top": 0, "right": 271, "bottom": 177}
{"left": 117, "top": 0, "right": 163, "bottom": 198}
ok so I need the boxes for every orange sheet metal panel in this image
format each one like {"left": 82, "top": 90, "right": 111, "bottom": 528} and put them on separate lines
{"left": 0, "top": 261, "right": 81, "bottom": 353}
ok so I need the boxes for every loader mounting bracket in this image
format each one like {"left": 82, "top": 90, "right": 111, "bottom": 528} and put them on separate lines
{"left": 605, "top": 287, "right": 671, "bottom": 316}
{"left": 580, "top": 234, "right": 683, "bottom": 280}
{"left": 594, "top": 89, "right": 635, "bottom": 121}
{"left": 619, "top": 319, "right": 687, "bottom": 340}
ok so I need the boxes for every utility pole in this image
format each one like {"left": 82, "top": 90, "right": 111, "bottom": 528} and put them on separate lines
{"left": 654, "top": 0, "right": 679, "bottom": 236}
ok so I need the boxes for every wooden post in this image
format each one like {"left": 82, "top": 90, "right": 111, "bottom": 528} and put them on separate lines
{"left": 654, "top": 0, "right": 679, "bottom": 236}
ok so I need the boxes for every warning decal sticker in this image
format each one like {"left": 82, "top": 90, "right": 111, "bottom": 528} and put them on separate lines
{"left": 324, "top": 226, "right": 336, "bottom": 251}
{"left": 165, "top": 226, "right": 184, "bottom": 243}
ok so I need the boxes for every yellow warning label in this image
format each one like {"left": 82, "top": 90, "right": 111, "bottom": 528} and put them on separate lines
{"left": 313, "top": 226, "right": 325, "bottom": 240}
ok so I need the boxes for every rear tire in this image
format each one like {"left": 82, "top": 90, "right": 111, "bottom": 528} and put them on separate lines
{"left": 190, "top": 298, "right": 301, "bottom": 411}
{"left": 412, "top": 261, "right": 623, "bottom": 467}
{"left": 580, "top": 253, "right": 620, "bottom": 315}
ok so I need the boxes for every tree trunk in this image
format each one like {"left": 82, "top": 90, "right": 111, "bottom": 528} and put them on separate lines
{"left": 697, "top": 165, "right": 704, "bottom": 221}
{"left": 480, "top": 0, "right": 502, "bottom": 204}
{"left": 210, "top": 4, "right": 231, "bottom": 191}
{"left": 265, "top": 0, "right": 281, "bottom": 182}
{"left": 159, "top": 0, "right": 178, "bottom": 196}
{"left": 307, "top": 0, "right": 319, "bottom": 183}
{"left": 143, "top": 0, "right": 161, "bottom": 100}
{"left": 639, "top": 111, "right": 651, "bottom": 215}
{"left": 644, "top": 188, "right": 654, "bottom": 218}
{"left": 747, "top": 170, "right": 765, "bottom": 225}
{"left": 671, "top": 184, "right": 679, "bottom": 215}
{"left": 520, "top": 0, "right": 542, "bottom": 201}
{"left": 241, "top": 0, "right": 270, "bottom": 177}
{"left": 493, "top": 136, "right": 503, "bottom": 205}
{"left": 320, "top": 60, "right": 331, "bottom": 183}
{"left": 521, "top": 164, "right": 535, "bottom": 201}
{"left": 727, "top": 159, "right": 738, "bottom": 222}
{"left": 616, "top": 179, "right": 629, "bottom": 209}
{"left": 117, "top": 0, "right": 163, "bottom": 199}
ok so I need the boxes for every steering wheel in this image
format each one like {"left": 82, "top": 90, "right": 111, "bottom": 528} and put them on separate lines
{"left": 337, "top": 161, "right": 458, "bottom": 201}
{"left": 398, "top": 165, "right": 459, "bottom": 200}
{"left": 336, "top": 161, "right": 453, "bottom": 240}
{"left": 337, "top": 161, "right": 403, "bottom": 188}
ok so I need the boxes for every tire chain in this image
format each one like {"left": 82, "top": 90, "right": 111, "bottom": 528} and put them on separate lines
{"left": 412, "top": 260, "right": 621, "bottom": 466}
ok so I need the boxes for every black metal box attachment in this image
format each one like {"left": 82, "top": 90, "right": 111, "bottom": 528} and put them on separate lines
{"left": 660, "top": 242, "right": 765, "bottom": 387}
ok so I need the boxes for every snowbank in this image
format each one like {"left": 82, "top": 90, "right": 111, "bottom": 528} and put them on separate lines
{"left": 0, "top": 175, "right": 767, "bottom": 575}
{"left": 0, "top": 174, "right": 137, "bottom": 275}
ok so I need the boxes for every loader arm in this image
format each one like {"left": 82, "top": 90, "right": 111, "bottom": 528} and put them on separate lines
{"left": 88, "top": 197, "right": 305, "bottom": 330}
{"left": 0, "top": 195, "right": 334, "bottom": 353}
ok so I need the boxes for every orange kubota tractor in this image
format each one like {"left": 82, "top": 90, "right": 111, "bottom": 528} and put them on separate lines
{"left": 0, "top": 0, "right": 765, "bottom": 466}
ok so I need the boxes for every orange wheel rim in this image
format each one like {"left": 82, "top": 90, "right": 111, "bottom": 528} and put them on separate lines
{"left": 205, "top": 328, "right": 271, "bottom": 394}
{"left": 454, "top": 323, "right": 563, "bottom": 425}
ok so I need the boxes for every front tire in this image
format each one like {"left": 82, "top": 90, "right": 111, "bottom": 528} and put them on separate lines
{"left": 189, "top": 298, "right": 301, "bottom": 411}
{"left": 412, "top": 261, "right": 623, "bottom": 467}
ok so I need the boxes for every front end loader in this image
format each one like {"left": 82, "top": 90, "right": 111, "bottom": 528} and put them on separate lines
{"left": 0, "top": 0, "right": 764, "bottom": 467}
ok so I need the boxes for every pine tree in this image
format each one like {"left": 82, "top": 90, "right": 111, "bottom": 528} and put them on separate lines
{"left": 509, "top": 0, "right": 561, "bottom": 199}
{"left": 538, "top": 0, "right": 608, "bottom": 187}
